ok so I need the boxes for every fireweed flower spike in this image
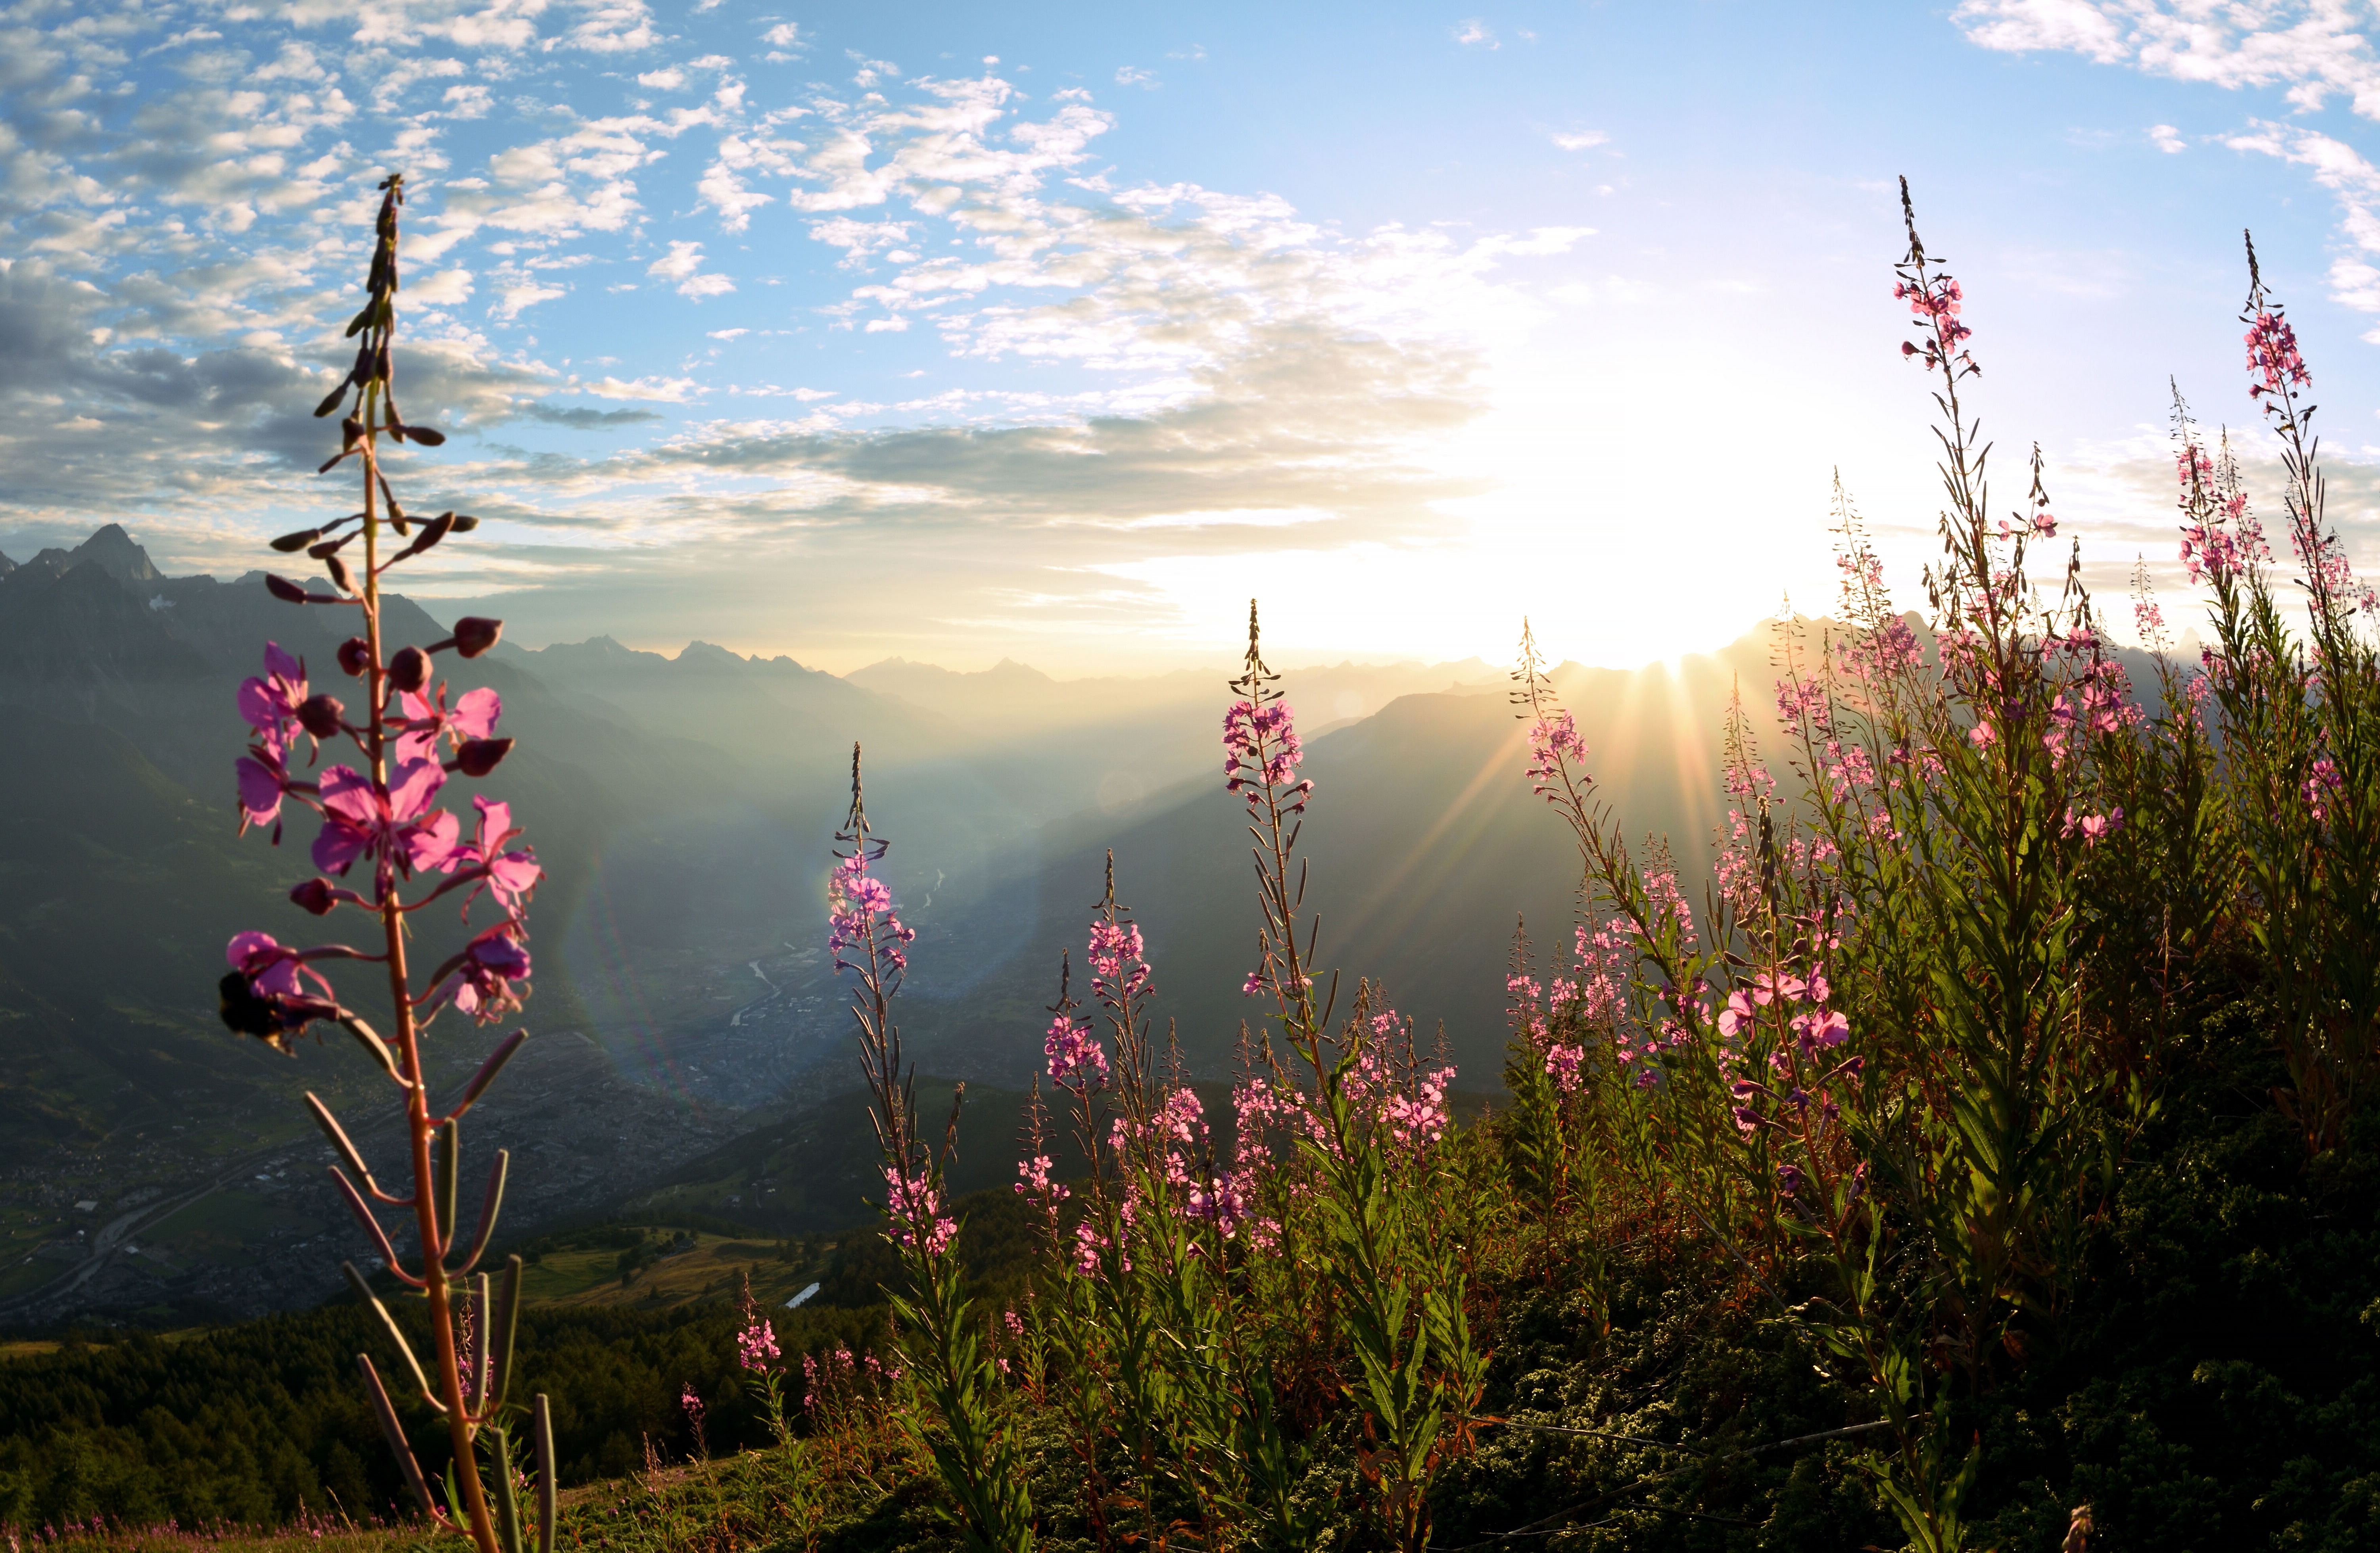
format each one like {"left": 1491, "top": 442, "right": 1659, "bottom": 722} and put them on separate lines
{"left": 833, "top": 744, "right": 1036, "bottom": 1549}
{"left": 217, "top": 174, "right": 554, "bottom": 1553}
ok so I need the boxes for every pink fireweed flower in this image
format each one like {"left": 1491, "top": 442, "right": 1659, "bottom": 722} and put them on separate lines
{"left": 221, "top": 931, "right": 344, "bottom": 1041}
{"left": 1156, "top": 1085, "right": 1207, "bottom": 1148}
{"left": 2061, "top": 806, "right": 2127, "bottom": 847}
{"left": 1524, "top": 711, "right": 1589, "bottom": 796}
{"left": 2180, "top": 522, "right": 2241, "bottom": 586}
{"left": 390, "top": 683, "right": 501, "bottom": 763}
{"left": 883, "top": 1166, "right": 957, "bottom": 1256}
{"left": 1086, "top": 920, "right": 1144, "bottom": 980}
{"left": 2304, "top": 757, "right": 2343, "bottom": 824}
{"left": 1186, "top": 1173, "right": 1249, "bottom": 1237}
{"left": 235, "top": 645, "right": 315, "bottom": 838}
{"left": 420, "top": 923, "right": 532, "bottom": 1024}
{"left": 311, "top": 760, "right": 450, "bottom": 878}
{"left": 1895, "top": 276, "right": 1974, "bottom": 365}
{"left": 238, "top": 643, "right": 308, "bottom": 742}
{"left": 827, "top": 852, "right": 915, "bottom": 974}
{"left": 1379, "top": 1065, "right": 1455, "bottom": 1151}
{"left": 429, "top": 795, "right": 542, "bottom": 920}
{"left": 736, "top": 1317, "right": 780, "bottom": 1372}
{"left": 1016, "top": 1153, "right": 1068, "bottom": 1202}
{"left": 1791, "top": 1007, "right": 1850, "bottom": 1051}
{"left": 1544, "top": 1043, "right": 1584, "bottom": 1093}
{"left": 236, "top": 737, "right": 298, "bottom": 836}
{"left": 1044, "top": 1013, "right": 1108, "bottom": 1088}
{"left": 2245, "top": 309, "right": 2310, "bottom": 401}
{"left": 1223, "top": 699, "right": 1313, "bottom": 810}
{"left": 1775, "top": 675, "right": 1828, "bottom": 726}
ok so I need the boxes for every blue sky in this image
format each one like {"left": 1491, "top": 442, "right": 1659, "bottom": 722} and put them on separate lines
{"left": 7, "top": 0, "right": 2380, "bottom": 671}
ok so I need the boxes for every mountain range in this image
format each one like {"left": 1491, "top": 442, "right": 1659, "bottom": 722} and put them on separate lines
{"left": 0, "top": 523, "right": 1825, "bottom": 1325}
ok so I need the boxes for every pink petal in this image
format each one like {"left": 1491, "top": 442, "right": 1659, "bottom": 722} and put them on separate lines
{"left": 453, "top": 687, "right": 501, "bottom": 740}
{"left": 404, "top": 808, "right": 462, "bottom": 872}
{"left": 237, "top": 678, "right": 282, "bottom": 732}
{"left": 311, "top": 815, "right": 371, "bottom": 875}
{"left": 386, "top": 758, "right": 446, "bottom": 821}
{"left": 318, "top": 766, "right": 379, "bottom": 827}
{"left": 236, "top": 756, "right": 284, "bottom": 823}
{"left": 265, "top": 642, "right": 303, "bottom": 685}
{"left": 488, "top": 850, "right": 541, "bottom": 896}
{"left": 472, "top": 795, "right": 514, "bottom": 848}
{"left": 226, "top": 931, "right": 280, "bottom": 971}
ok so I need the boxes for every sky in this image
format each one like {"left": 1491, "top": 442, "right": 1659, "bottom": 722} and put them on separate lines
{"left": 9, "top": 0, "right": 2380, "bottom": 673}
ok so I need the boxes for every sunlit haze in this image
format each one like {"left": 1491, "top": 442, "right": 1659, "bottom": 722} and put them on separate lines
{"left": 9, "top": 1, "right": 2380, "bottom": 672}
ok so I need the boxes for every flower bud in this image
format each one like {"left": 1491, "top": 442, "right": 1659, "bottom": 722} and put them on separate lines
{"left": 297, "top": 694, "right": 345, "bottom": 740}
{"left": 324, "top": 552, "right": 355, "bottom": 593}
{"left": 388, "top": 646, "right": 430, "bottom": 693}
{"left": 454, "top": 737, "right": 513, "bottom": 777}
{"left": 452, "top": 617, "right": 503, "bottom": 658}
{"left": 270, "top": 528, "right": 321, "bottom": 553}
{"left": 290, "top": 878, "right": 338, "bottom": 916}
{"left": 337, "top": 637, "right": 372, "bottom": 678}
{"left": 265, "top": 574, "right": 309, "bottom": 604}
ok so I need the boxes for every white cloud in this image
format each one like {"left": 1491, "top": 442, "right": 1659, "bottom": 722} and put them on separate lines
{"left": 647, "top": 240, "right": 734, "bottom": 297}
{"left": 637, "top": 66, "right": 686, "bottom": 89}
{"left": 1453, "top": 19, "right": 1497, "bottom": 49}
{"left": 808, "top": 217, "right": 915, "bottom": 266}
{"left": 491, "top": 279, "right": 565, "bottom": 318}
{"left": 1956, "top": 1, "right": 2380, "bottom": 117}
{"left": 577, "top": 374, "right": 704, "bottom": 401}
{"left": 1115, "top": 65, "right": 1157, "bottom": 87}
{"left": 410, "top": 268, "right": 476, "bottom": 305}
{"left": 553, "top": 1, "right": 660, "bottom": 54}
{"left": 1551, "top": 130, "right": 1609, "bottom": 151}
{"left": 2149, "top": 122, "right": 2186, "bottom": 153}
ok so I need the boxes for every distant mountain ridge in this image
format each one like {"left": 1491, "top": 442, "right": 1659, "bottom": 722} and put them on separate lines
{"left": 0, "top": 522, "right": 2002, "bottom": 1323}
